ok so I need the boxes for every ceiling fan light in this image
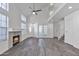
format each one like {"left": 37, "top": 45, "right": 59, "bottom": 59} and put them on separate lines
{"left": 68, "top": 6, "right": 72, "bottom": 9}
{"left": 33, "top": 12, "right": 35, "bottom": 15}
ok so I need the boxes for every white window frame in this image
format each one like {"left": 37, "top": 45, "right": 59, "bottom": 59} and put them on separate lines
{"left": 38, "top": 25, "right": 48, "bottom": 36}
{"left": 21, "top": 15, "right": 27, "bottom": 35}
{"left": 0, "top": 13, "right": 8, "bottom": 41}
{"left": 0, "top": 3, "right": 9, "bottom": 11}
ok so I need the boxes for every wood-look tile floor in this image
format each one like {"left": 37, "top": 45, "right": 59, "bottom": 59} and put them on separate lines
{"left": 1, "top": 37, "right": 79, "bottom": 56}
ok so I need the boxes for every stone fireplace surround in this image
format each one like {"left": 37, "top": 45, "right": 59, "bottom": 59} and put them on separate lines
{"left": 8, "top": 31, "right": 21, "bottom": 49}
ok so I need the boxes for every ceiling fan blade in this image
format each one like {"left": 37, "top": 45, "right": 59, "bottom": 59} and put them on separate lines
{"left": 35, "top": 9, "right": 42, "bottom": 12}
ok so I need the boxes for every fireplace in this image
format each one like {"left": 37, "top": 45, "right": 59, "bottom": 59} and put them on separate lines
{"left": 9, "top": 31, "right": 21, "bottom": 48}
{"left": 13, "top": 35, "right": 20, "bottom": 46}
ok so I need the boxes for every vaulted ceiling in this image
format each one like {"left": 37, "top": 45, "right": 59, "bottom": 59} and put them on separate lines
{"left": 9, "top": 3, "right": 64, "bottom": 24}
{"left": 11, "top": 3, "right": 53, "bottom": 24}
{"left": 14, "top": 3, "right": 50, "bottom": 16}
{"left": 12, "top": 3, "right": 79, "bottom": 24}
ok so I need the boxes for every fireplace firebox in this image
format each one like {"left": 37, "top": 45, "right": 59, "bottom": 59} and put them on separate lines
{"left": 13, "top": 35, "right": 20, "bottom": 46}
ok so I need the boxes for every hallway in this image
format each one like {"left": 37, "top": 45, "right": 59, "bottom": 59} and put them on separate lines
{"left": 1, "top": 37, "right": 79, "bottom": 56}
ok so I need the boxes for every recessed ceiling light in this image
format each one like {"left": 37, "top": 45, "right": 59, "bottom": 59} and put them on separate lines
{"left": 68, "top": 6, "right": 72, "bottom": 9}
{"left": 50, "top": 3, "right": 54, "bottom": 6}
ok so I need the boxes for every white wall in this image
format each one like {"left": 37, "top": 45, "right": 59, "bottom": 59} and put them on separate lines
{"left": 53, "top": 21, "right": 60, "bottom": 38}
{"left": 65, "top": 10, "right": 79, "bottom": 49}
{"left": 58, "top": 19, "right": 65, "bottom": 39}
{"left": 53, "top": 19, "right": 65, "bottom": 39}
{"left": 9, "top": 4, "right": 21, "bottom": 30}
{"left": 47, "top": 23, "right": 53, "bottom": 38}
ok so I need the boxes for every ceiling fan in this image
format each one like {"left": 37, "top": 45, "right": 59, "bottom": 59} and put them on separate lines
{"left": 29, "top": 3, "right": 42, "bottom": 15}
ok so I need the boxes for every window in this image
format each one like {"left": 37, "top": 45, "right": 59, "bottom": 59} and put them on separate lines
{"left": 21, "top": 23, "right": 26, "bottom": 29}
{"left": 21, "top": 15, "right": 26, "bottom": 34}
{"left": 2, "top": 15, "right": 7, "bottom": 27}
{"left": 0, "top": 3, "right": 1, "bottom": 7}
{"left": 39, "top": 25, "right": 43, "bottom": 34}
{"left": 2, "top": 3, "right": 7, "bottom": 10}
{"left": 0, "top": 3, "right": 9, "bottom": 11}
{"left": 0, "top": 13, "right": 8, "bottom": 41}
{"left": 38, "top": 25, "right": 48, "bottom": 36}
{"left": 43, "top": 25, "right": 48, "bottom": 35}
{"left": 21, "top": 15, "right": 26, "bottom": 22}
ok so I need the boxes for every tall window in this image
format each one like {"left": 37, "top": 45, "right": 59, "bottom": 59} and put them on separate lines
{"left": 0, "top": 13, "right": 8, "bottom": 41}
{"left": 0, "top": 3, "right": 1, "bottom": 7}
{"left": 43, "top": 25, "right": 48, "bottom": 35}
{"left": 39, "top": 25, "right": 43, "bottom": 36}
{"left": 21, "top": 15, "right": 26, "bottom": 34}
{"left": 0, "top": 3, "right": 9, "bottom": 11}
{"left": 39, "top": 25, "right": 48, "bottom": 36}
